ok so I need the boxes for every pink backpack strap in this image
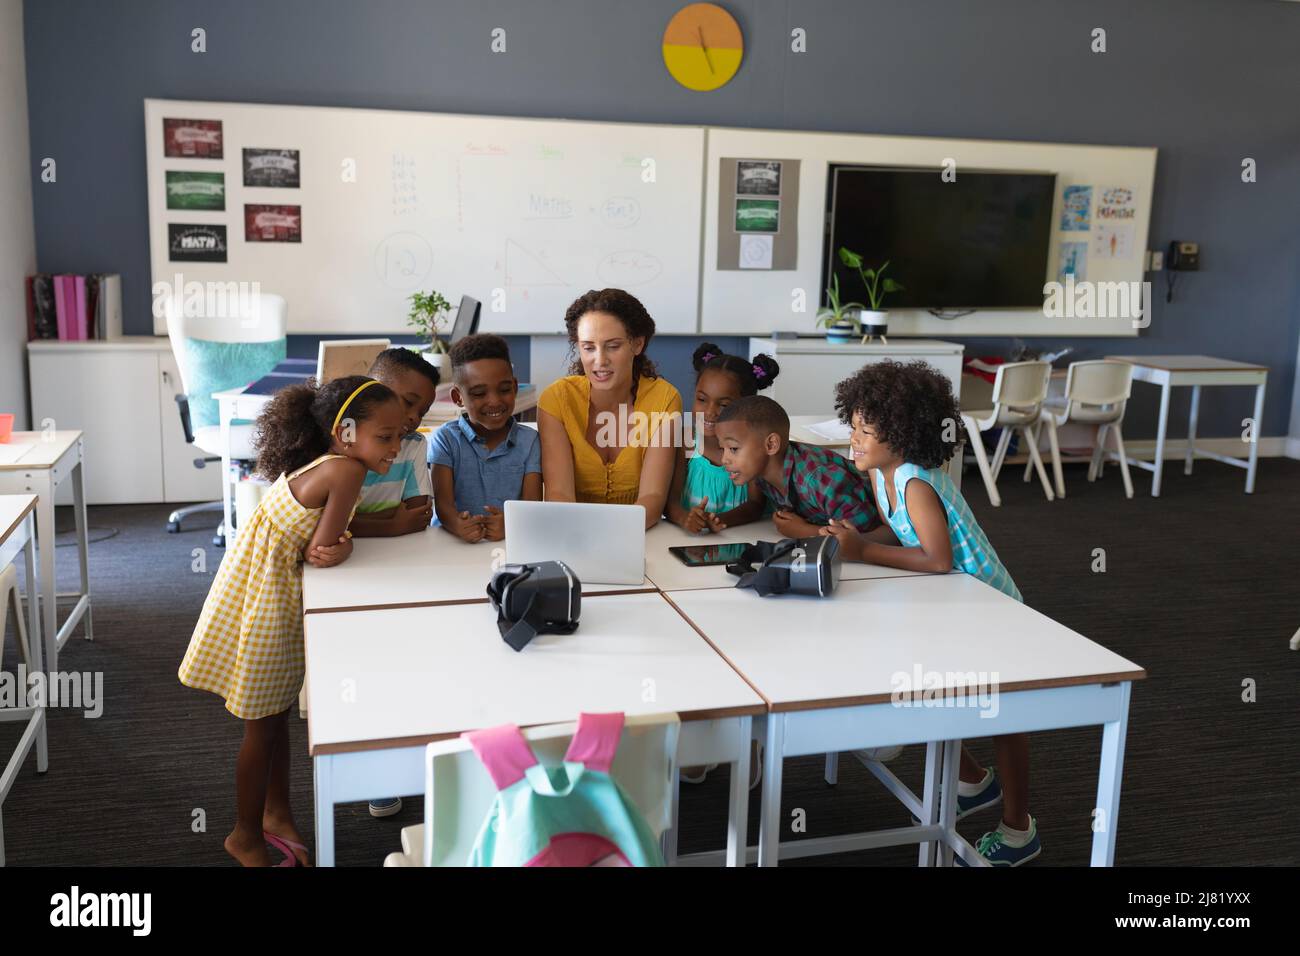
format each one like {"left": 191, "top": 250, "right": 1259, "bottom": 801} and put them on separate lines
{"left": 464, "top": 724, "right": 538, "bottom": 790}
{"left": 563, "top": 712, "right": 625, "bottom": 773}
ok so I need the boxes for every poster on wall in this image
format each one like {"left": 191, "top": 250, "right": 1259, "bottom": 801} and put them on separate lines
{"left": 736, "top": 160, "right": 781, "bottom": 196}
{"left": 1057, "top": 241, "right": 1087, "bottom": 282}
{"left": 245, "top": 204, "right": 303, "bottom": 242}
{"left": 168, "top": 223, "right": 228, "bottom": 262}
{"left": 163, "top": 118, "right": 224, "bottom": 159}
{"left": 243, "top": 148, "right": 301, "bottom": 188}
{"left": 1096, "top": 186, "right": 1137, "bottom": 222}
{"left": 735, "top": 199, "right": 780, "bottom": 233}
{"left": 165, "top": 171, "right": 226, "bottom": 211}
{"left": 739, "top": 234, "right": 774, "bottom": 270}
{"left": 1091, "top": 222, "right": 1134, "bottom": 260}
{"left": 1060, "top": 185, "right": 1092, "bottom": 231}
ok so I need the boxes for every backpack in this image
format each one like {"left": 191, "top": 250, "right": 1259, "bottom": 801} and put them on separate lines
{"left": 464, "top": 712, "right": 666, "bottom": 867}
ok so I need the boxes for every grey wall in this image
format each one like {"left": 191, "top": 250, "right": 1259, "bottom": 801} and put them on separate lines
{"left": 23, "top": 0, "right": 1300, "bottom": 438}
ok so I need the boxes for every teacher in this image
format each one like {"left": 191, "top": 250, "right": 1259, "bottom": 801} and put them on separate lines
{"left": 538, "top": 288, "right": 682, "bottom": 529}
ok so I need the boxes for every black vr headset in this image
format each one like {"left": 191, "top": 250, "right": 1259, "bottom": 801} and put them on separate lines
{"left": 725, "top": 536, "right": 842, "bottom": 597}
{"left": 486, "top": 560, "right": 582, "bottom": 651}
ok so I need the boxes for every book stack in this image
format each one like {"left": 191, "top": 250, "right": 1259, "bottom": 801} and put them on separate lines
{"left": 26, "top": 274, "right": 123, "bottom": 341}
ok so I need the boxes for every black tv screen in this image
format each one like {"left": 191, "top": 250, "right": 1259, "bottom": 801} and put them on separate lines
{"left": 826, "top": 166, "right": 1057, "bottom": 310}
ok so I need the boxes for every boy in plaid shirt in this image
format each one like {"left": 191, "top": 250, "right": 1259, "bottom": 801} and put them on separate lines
{"left": 713, "top": 395, "right": 877, "bottom": 538}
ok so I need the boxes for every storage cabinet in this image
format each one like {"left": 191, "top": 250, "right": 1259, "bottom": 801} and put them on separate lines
{"left": 27, "top": 339, "right": 222, "bottom": 505}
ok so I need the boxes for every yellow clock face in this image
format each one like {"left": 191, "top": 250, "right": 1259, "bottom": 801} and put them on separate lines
{"left": 663, "top": 3, "right": 743, "bottom": 92}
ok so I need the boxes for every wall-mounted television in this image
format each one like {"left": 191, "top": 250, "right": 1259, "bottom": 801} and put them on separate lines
{"left": 825, "top": 165, "right": 1057, "bottom": 311}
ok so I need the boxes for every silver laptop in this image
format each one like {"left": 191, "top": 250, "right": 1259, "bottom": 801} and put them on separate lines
{"left": 504, "top": 500, "right": 645, "bottom": 586}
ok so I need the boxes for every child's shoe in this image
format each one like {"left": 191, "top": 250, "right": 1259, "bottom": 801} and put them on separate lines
{"left": 911, "top": 768, "right": 1003, "bottom": 823}
{"left": 958, "top": 816, "right": 1041, "bottom": 867}
{"left": 369, "top": 797, "right": 403, "bottom": 818}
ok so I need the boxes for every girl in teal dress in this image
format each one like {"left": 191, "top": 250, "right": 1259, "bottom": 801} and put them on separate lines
{"left": 666, "top": 343, "right": 780, "bottom": 533}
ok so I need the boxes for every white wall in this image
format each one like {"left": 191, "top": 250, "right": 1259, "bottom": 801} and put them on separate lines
{"left": 0, "top": 0, "right": 35, "bottom": 429}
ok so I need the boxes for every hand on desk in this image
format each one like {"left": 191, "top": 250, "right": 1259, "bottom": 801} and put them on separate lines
{"left": 305, "top": 534, "right": 353, "bottom": 568}
{"left": 449, "top": 511, "right": 487, "bottom": 544}
{"left": 820, "top": 518, "right": 865, "bottom": 562}
{"left": 481, "top": 505, "right": 505, "bottom": 542}
{"left": 683, "top": 497, "right": 726, "bottom": 535}
{"left": 773, "top": 509, "right": 822, "bottom": 540}
{"left": 396, "top": 497, "right": 433, "bottom": 533}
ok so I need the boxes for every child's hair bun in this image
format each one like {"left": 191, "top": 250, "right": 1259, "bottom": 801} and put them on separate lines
{"left": 750, "top": 353, "right": 781, "bottom": 391}
{"left": 692, "top": 341, "right": 723, "bottom": 372}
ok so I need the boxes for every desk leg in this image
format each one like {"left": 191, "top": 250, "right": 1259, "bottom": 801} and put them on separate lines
{"left": 1246, "top": 381, "right": 1265, "bottom": 493}
{"left": 757, "top": 714, "right": 784, "bottom": 867}
{"left": 1151, "top": 381, "right": 1172, "bottom": 497}
{"left": 725, "top": 716, "right": 751, "bottom": 868}
{"left": 938, "top": 739, "right": 961, "bottom": 867}
{"left": 917, "top": 740, "right": 942, "bottom": 867}
{"left": 24, "top": 524, "right": 48, "bottom": 773}
{"left": 72, "top": 461, "right": 92, "bottom": 642}
{"left": 1184, "top": 385, "right": 1201, "bottom": 475}
{"left": 665, "top": 767, "right": 680, "bottom": 865}
{"left": 1090, "top": 682, "right": 1131, "bottom": 867}
{"left": 34, "top": 480, "right": 58, "bottom": 676}
{"left": 219, "top": 404, "right": 235, "bottom": 544}
{"left": 314, "top": 755, "right": 335, "bottom": 867}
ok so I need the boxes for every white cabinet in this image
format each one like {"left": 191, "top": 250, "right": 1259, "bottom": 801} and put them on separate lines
{"left": 28, "top": 339, "right": 222, "bottom": 505}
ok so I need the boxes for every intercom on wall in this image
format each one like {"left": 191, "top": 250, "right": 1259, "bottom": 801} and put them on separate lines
{"left": 1168, "top": 241, "right": 1200, "bottom": 271}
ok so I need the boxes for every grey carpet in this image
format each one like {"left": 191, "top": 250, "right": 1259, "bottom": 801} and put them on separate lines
{"left": 1, "top": 457, "right": 1297, "bottom": 866}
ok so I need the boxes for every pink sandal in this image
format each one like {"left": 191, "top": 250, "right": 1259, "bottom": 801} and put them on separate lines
{"left": 265, "top": 831, "right": 309, "bottom": 868}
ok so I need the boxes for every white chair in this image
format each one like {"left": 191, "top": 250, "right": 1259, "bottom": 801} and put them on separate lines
{"left": 960, "top": 361, "right": 1055, "bottom": 507}
{"left": 1024, "top": 360, "right": 1135, "bottom": 499}
{"left": 383, "top": 713, "right": 679, "bottom": 867}
{"left": 163, "top": 293, "right": 287, "bottom": 544}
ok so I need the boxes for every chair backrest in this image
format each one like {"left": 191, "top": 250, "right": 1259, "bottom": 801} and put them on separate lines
{"left": 422, "top": 712, "right": 679, "bottom": 867}
{"left": 316, "top": 339, "right": 391, "bottom": 384}
{"left": 1057, "top": 360, "right": 1133, "bottom": 425}
{"left": 164, "top": 292, "right": 288, "bottom": 396}
{"left": 991, "top": 361, "right": 1052, "bottom": 424}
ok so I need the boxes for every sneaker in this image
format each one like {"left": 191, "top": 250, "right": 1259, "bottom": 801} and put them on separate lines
{"left": 368, "top": 797, "right": 403, "bottom": 818}
{"left": 957, "top": 817, "right": 1042, "bottom": 867}
{"left": 911, "top": 770, "right": 1003, "bottom": 824}
{"left": 852, "top": 745, "right": 904, "bottom": 764}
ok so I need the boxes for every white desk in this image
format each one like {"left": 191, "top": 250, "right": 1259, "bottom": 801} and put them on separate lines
{"left": 214, "top": 383, "right": 538, "bottom": 543}
{"left": 671, "top": 574, "right": 1145, "bottom": 866}
{"left": 0, "top": 432, "right": 93, "bottom": 674}
{"left": 305, "top": 592, "right": 765, "bottom": 867}
{"left": 302, "top": 526, "right": 654, "bottom": 614}
{"left": 0, "top": 495, "right": 48, "bottom": 867}
{"left": 645, "top": 518, "right": 929, "bottom": 593}
{"left": 1107, "top": 355, "right": 1267, "bottom": 496}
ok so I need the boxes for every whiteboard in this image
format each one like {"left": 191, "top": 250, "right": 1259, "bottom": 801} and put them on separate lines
{"left": 145, "top": 99, "right": 704, "bottom": 335}
{"left": 703, "top": 126, "right": 1157, "bottom": 337}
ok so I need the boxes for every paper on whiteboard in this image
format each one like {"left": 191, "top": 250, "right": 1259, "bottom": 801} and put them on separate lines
{"left": 739, "top": 234, "right": 773, "bottom": 269}
{"left": 1091, "top": 223, "right": 1134, "bottom": 260}
{"left": 0, "top": 443, "right": 34, "bottom": 465}
{"left": 804, "top": 419, "right": 852, "bottom": 442}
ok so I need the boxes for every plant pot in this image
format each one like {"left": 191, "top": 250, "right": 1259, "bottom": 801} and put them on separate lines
{"left": 824, "top": 320, "right": 858, "bottom": 344}
{"left": 859, "top": 310, "right": 889, "bottom": 342}
{"left": 422, "top": 348, "right": 451, "bottom": 383}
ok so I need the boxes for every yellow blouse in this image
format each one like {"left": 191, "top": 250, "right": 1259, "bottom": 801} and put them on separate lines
{"left": 538, "top": 375, "right": 683, "bottom": 505}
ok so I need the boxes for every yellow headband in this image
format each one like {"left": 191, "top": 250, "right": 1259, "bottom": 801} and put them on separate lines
{"left": 331, "top": 379, "right": 381, "bottom": 436}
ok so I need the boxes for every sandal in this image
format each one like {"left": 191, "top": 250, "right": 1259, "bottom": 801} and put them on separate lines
{"left": 265, "top": 831, "right": 309, "bottom": 868}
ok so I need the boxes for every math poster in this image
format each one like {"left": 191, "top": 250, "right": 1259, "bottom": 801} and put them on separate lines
{"left": 163, "top": 118, "right": 223, "bottom": 159}
{"left": 168, "top": 223, "right": 228, "bottom": 262}
{"left": 1060, "top": 185, "right": 1092, "bottom": 231}
{"left": 243, "top": 148, "right": 301, "bottom": 188}
{"left": 244, "top": 204, "right": 303, "bottom": 242}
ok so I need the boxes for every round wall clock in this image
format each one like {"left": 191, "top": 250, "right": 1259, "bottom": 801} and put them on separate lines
{"left": 662, "top": 3, "right": 743, "bottom": 92}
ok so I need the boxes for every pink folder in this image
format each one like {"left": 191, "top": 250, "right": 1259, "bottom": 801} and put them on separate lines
{"left": 73, "top": 274, "right": 88, "bottom": 340}
{"left": 53, "top": 274, "right": 69, "bottom": 340}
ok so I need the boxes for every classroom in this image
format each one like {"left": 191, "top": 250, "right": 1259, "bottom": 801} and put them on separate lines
{"left": 0, "top": 0, "right": 1296, "bottom": 899}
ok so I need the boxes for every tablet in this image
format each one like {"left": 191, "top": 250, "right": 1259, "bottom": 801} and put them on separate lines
{"left": 668, "top": 543, "right": 752, "bottom": 567}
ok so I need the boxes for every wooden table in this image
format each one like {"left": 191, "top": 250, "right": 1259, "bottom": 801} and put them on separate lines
{"left": 305, "top": 592, "right": 765, "bottom": 866}
{"left": 670, "top": 574, "right": 1145, "bottom": 866}
{"left": 0, "top": 495, "right": 48, "bottom": 866}
{"left": 1106, "top": 355, "right": 1267, "bottom": 496}
{"left": 0, "top": 432, "right": 93, "bottom": 674}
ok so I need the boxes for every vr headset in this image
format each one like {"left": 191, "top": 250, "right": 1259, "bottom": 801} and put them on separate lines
{"left": 725, "top": 536, "right": 842, "bottom": 597}
{"left": 486, "top": 560, "right": 581, "bottom": 652}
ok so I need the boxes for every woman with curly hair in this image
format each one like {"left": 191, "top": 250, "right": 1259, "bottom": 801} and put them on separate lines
{"left": 538, "top": 288, "right": 682, "bottom": 529}
{"left": 821, "top": 359, "right": 1039, "bottom": 867}
{"left": 178, "top": 375, "right": 404, "bottom": 866}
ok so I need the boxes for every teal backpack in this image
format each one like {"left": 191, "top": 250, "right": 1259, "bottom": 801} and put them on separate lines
{"left": 464, "top": 713, "right": 665, "bottom": 867}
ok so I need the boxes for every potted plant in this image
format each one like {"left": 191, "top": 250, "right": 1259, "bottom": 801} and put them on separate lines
{"left": 815, "top": 274, "right": 864, "bottom": 344}
{"left": 838, "top": 248, "right": 903, "bottom": 343}
{"left": 407, "top": 289, "right": 454, "bottom": 379}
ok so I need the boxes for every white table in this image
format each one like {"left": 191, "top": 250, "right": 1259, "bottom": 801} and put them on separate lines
{"left": 1107, "top": 355, "right": 1267, "bottom": 496}
{"left": 302, "top": 526, "right": 655, "bottom": 614}
{"left": 215, "top": 383, "right": 538, "bottom": 543}
{"left": 0, "top": 432, "right": 93, "bottom": 674}
{"left": 305, "top": 592, "right": 765, "bottom": 867}
{"left": 0, "top": 495, "right": 48, "bottom": 867}
{"left": 645, "top": 518, "right": 930, "bottom": 593}
{"left": 671, "top": 574, "right": 1145, "bottom": 866}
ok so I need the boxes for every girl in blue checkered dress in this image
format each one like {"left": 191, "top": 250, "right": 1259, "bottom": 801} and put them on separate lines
{"left": 820, "top": 360, "right": 1041, "bottom": 867}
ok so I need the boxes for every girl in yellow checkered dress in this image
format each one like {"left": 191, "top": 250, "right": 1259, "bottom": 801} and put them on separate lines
{"left": 179, "top": 374, "right": 406, "bottom": 866}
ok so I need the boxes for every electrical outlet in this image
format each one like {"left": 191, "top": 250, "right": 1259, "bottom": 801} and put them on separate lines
{"left": 1149, "top": 250, "right": 1164, "bottom": 271}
